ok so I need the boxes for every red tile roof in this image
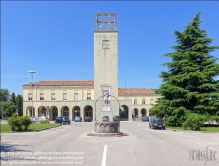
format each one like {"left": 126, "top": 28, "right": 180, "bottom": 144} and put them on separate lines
{"left": 23, "top": 80, "right": 94, "bottom": 86}
{"left": 23, "top": 80, "right": 155, "bottom": 94}
{"left": 118, "top": 88, "right": 155, "bottom": 94}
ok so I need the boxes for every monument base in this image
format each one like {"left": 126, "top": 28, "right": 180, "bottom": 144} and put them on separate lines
{"left": 95, "top": 121, "right": 120, "bottom": 133}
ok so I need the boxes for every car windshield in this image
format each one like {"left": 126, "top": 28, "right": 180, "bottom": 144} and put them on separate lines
{"left": 153, "top": 118, "right": 163, "bottom": 123}
{"left": 57, "top": 117, "right": 63, "bottom": 120}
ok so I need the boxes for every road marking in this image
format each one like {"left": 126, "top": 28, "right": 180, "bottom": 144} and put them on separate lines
{"left": 101, "top": 145, "right": 107, "bottom": 166}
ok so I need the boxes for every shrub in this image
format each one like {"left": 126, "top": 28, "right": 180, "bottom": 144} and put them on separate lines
{"left": 8, "top": 114, "right": 18, "bottom": 131}
{"left": 40, "top": 120, "right": 50, "bottom": 124}
{"left": 8, "top": 115, "right": 32, "bottom": 131}
{"left": 182, "top": 116, "right": 205, "bottom": 131}
{"left": 16, "top": 116, "right": 24, "bottom": 131}
{"left": 22, "top": 116, "right": 32, "bottom": 130}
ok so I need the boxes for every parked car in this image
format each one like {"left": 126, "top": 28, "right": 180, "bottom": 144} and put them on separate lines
{"left": 141, "top": 115, "right": 149, "bottom": 122}
{"left": 112, "top": 116, "right": 120, "bottom": 121}
{"left": 149, "top": 117, "right": 165, "bottom": 129}
{"left": 30, "top": 116, "right": 37, "bottom": 121}
{"left": 102, "top": 116, "right": 109, "bottom": 122}
{"left": 74, "top": 116, "right": 82, "bottom": 122}
{"left": 84, "top": 116, "right": 91, "bottom": 122}
{"left": 38, "top": 116, "right": 47, "bottom": 120}
{"left": 55, "top": 116, "right": 71, "bottom": 125}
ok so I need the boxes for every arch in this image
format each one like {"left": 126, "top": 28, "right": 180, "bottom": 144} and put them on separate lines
{"left": 72, "top": 106, "right": 81, "bottom": 120}
{"left": 133, "top": 108, "right": 139, "bottom": 118}
{"left": 50, "top": 106, "right": 58, "bottom": 121}
{"left": 141, "top": 108, "right": 147, "bottom": 116}
{"left": 84, "top": 105, "right": 93, "bottom": 121}
{"left": 38, "top": 106, "right": 46, "bottom": 117}
{"left": 26, "top": 106, "right": 35, "bottom": 117}
{"left": 120, "top": 105, "right": 129, "bottom": 121}
{"left": 61, "top": 106, "right": 69, "bottom": 117}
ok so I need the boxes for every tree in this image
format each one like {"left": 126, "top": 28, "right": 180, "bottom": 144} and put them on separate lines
{"left": 150, "top": 13, "right": 219, "bottom": 126}
{"left": 2, "top": 101, "right": 17, "bottom": 117}
{"left": 16, "top": 95, "right": 23, "bottom": 116}
{"left": 0, "top": 89, "right": 10, "bottom": 102}
{"left": 10, "top": 92, "right": 16, "bottom": 105}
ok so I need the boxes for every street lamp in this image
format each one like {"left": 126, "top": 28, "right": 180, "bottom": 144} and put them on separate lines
{"left": 28, "top": 70, "right": 36, "bottom": 122}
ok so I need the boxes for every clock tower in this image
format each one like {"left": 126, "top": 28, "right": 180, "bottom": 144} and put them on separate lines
{"left": 94, "top": 13, "right": 118, "bottom": 100}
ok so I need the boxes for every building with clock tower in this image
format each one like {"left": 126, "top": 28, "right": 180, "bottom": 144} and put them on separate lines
{"left": 22, "top": 12, "right": 161, "bottom": 122}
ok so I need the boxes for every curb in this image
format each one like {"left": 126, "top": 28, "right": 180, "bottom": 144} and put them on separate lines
{"left": 9, "top": 124, "right": 62, "bottom": 133}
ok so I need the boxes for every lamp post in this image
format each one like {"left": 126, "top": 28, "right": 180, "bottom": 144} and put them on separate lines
{"left": 28, "top": 70, "right": 36, "bottom": 122}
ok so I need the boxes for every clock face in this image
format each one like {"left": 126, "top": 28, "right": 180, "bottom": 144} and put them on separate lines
{"left": 102, "top": 40, "right": 109, "bottom": 49}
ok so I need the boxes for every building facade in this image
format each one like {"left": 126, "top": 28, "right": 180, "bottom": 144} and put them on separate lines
{"left": 23, "top": 13, "right": 161, "bottom": 121}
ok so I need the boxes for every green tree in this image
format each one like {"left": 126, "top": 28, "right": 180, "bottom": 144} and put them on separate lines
{"left": 10, "top": 92, "right": 16, "bottom": 105}
{"left": 0, "top": 89, "right": 10, "bottom": 102}
{"left": 150, "top": 13, "right": 219, "bottom": 126}
{"left": 16, "top": 95, "right": 23, "bottom": 116}
{"left": 2, "top": 101, "right": 17, "bottom": 117}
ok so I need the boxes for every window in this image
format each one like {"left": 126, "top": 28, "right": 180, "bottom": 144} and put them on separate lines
{"left": 63, "top": 93, "right": 67, "bottom": 100}
{"left": 134, "top": 99, "right": 137, "bottom": 105}
{"left": 51, "top": 93, "right": 56, "bottom": 100}
{"left": 150, "top": 99, "right": 154, "bottom": 105}
{"left": 40, "top": 93, "right": 44, "bottom": 100}
{"left": 28, "top": 93, "right": 32, "bottom": 100}
{"left": 74, "top": 93, "right": 78, "bottom": 101}
{"left": 87, "top": 93, "right": 91, "bottom": 100}
{"left": 142, "top": 99, "right": 145, "bottom": 105}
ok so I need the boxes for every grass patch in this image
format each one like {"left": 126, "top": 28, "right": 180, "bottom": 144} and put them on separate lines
{"left": 167, "top": 124, "right": 219, "bottom": 132}
{"left": 0, "top": 123, "right": 61, "bottom": 133}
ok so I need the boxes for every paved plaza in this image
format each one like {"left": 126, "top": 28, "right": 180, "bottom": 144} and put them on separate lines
{"left": 1, "top": 122, "right": 219, "bottom": 166}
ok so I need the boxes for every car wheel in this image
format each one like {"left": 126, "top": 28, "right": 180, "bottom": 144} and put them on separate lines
{"left": 149, "top": 125, "right": 151, "bottom": 128}
{"left": 163, "top": 127, "right": 166, "bottom": 130}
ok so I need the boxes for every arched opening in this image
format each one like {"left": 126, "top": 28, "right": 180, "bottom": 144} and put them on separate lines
{"left": 38, "top": 106, "right": 46, "bottom": 117}
{"left": 72, "top": 106, "right": 80, "bottom": 120}
{"left": 141, "top": 108, "right": 147, "bottom": 116}
{"left": 50, "top": 106, "right": 58, "bottom": 120}
{"left": 84, "top": 105, "right": 93, "bottom": 121}
{"left": 26, "top": 106, "right": 35, "bottom": 117}
{"left": 133, "top": 108, "right": 139, "bottom": 118}
{"left": 61, "top": 106, "right": 69, "bottom": 117}
{"left": 120, "top": 105, "right": 129, "bottom": 121}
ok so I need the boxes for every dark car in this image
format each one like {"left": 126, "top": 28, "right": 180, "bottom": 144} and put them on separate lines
{"left": 149, "top": 117, "right": 165, "bottom": 129}
{"left": 84, "top": 116, "right": 91, "bottom": 122}
{"left": 112, "top": 116, "right": 120, "bottom": 121}
{"left": 102, "top": 116, "right": 109, "bottom": 122}
{"left": 141, "top": 115, "right": 149, "bottom": 122}
{"left": 55, "top": 116, "right": 71, "bottom": 125}
{"left": 74, "top": 116, "right": 82, "bottom": 122}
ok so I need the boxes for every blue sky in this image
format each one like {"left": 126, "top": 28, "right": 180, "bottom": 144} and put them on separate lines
{"left": 1, "top": 1, "right": 219, "bottom": 96}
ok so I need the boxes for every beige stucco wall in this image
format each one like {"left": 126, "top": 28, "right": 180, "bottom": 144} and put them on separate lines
{"left": 94, "top": 32, "right": 118, "bottom": 99}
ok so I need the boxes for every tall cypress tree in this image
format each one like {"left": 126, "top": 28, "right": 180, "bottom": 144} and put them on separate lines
{"left": 16, "top": 95, "right": 23, "bottom": 116}
{"left": 150, "top": 13, "right": 219, "bottom": 125}
{"left": 11, "top": 92, "right": 16, "bottom": 105}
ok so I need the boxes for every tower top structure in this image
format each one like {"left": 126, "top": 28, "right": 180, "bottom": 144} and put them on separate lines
{"left": 95, "top": 13, "right": 117, "bottom": 32}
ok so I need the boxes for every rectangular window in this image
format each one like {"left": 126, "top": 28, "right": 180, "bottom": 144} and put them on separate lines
{"left": 51, "top": 93, "right": 56, "bottom": 100}
{"left": 142, "top": 99, "right": 145, "bottom": 105}
{"left": 74, "top": 93, "right": 78, "bottom": 101}
{"left": 40, "top": 93, "right": 44, "bottom": 100}
{"left": 63, "top": 93, "right": 67, "bottom": 100}
{"left": 87, "top": 93, "right": 91, "bottom": 100}
{"left": 134, "top": 99, "right": 137, "bottom": 105}
{"left": 28, "top": 93, "right": 32, "bottom": 100}
{"left": 150, "top": 99, "right": 154, "bottom": 105}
